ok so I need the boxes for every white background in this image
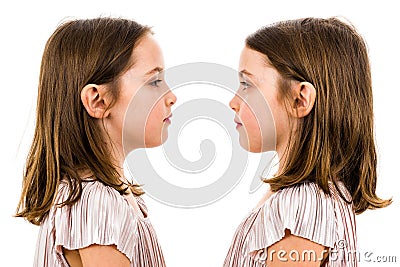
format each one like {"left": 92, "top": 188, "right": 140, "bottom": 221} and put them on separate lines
{"left": 1, "top": 0, "right": 399, "bottom": 266}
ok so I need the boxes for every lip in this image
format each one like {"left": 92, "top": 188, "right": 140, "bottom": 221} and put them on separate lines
{"left": 234, "top": 116, "right": 243, "bottom": 128}
{"left": 163, "top": 114, "right": 172, "bottom": 124}
{"left": 235, "top": 122, "right": 243, "bottom": 129}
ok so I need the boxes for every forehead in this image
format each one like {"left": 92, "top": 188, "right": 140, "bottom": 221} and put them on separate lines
{"left": 239, "top": 46, "right": 280, "bottom": 83}
{"left": 131, "top": 34, "right": 164, "bottom": 71}
{"left": 239, "top": 47, "right": 267, "bottom": 72}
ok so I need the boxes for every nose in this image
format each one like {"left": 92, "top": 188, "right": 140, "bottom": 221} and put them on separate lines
{"left": 229, "top": 94, "right": 240, "bottom": 112}
{"left": 165, "top": 90, "right": 177, "bottom": 106}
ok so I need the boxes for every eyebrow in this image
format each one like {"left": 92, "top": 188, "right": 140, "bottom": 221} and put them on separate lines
{"left": 239, "top": 69, "right": 254, "bottom": 78}
{"left": 145, "top": 67, "right": 164, "bottom": 77}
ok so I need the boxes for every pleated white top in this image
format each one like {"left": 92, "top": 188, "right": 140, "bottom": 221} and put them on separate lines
{"left": 224, "top": 181, "right": 357, "bottom": 266}
{"left": 34, "top": 180, "right": 166, "bottom": 266}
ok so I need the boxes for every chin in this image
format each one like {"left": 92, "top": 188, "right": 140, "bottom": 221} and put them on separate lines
{"left": 144, "top": 133, "right": 168, "bottom": 148}
{"left": 160, "top": 131, "right": 169, "bottom": 145}
{"left": 145, "top": 139, "right": 162, "bottom": 148}
{"left": 247, "top": 146, "right": 263, "bottom": 153}
{"left": 239, "top": 137, "right": 262, "bottom": 153}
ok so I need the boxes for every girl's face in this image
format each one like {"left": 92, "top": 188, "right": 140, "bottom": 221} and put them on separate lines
{"left": 229, "top": 47, "right": 290, "bottom": 153}
{"left": 107, "top": 34, "right": 177, "bottom": 153}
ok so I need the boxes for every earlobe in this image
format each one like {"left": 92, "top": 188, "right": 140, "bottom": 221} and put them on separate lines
{"left": 290, "top": 81, "right": 316, "bottom": 118}
{"left": 81, "top": 84, "right": 110, "bottom": 119}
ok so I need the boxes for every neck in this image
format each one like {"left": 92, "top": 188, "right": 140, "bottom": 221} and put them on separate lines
{"left": 275, "top": 137, "right": 291, "bottom": 176}
{"left": 109, "top": 142, "right": 125, "bottom": 178}
{"left": 276, "top": 148, "right": 287, "bottom": 175}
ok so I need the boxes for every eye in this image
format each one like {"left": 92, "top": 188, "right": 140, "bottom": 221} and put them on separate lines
{"left": 240, "top": 81, "right": 251, "bottom": 90}
{"left": 150, "top": 79, "right": 163, "bottom": 87}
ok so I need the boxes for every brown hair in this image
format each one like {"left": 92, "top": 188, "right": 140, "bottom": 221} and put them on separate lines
{"left": 16, "top": 17, "right": 151, "bottom": 225}
{"left": 246, "top": 17, "right": 391, "bottom": 214}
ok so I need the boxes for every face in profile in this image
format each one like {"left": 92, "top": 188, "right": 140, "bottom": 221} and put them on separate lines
{"left": 230, "top": 46, "right": 289, "bottom": 153}
{"left": 110, "top": 34, "right": 177, "bottom": 154}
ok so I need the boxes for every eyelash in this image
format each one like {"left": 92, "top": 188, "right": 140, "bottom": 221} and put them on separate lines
{"left": 240, "top": 81, "right": 251, "bottom": 90}
{"left": 150, "top": 79, "right": 163, "bottom": 87}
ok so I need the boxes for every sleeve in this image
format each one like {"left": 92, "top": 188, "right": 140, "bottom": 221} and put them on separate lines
{"left": 54, "top": 181, "right": 136, "bottom": 261}
{"left": 246, "top": 182, "right": 336, "bottom": 256}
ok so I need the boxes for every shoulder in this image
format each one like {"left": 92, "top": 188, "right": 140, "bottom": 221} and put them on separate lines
{"left": 269, "top": 181, "right": 335, "bottom": 211}
{"left": 272, "top": 181, "right": 329, "bottom": 199}
{"left": 55, "top": 180, "right": 135, "bottom": 229}
{"left": 54, "top": 180, "right": 137, "bottom": 259}
{"left": 268, "top": 181, "right": 337, "bottom": 216}
{"left": 265, "top": 182, "right": 336, "bottom": 247}
{"left": 269, "top": 181, "right": 352, "bottom": 211}
{"left": 58, "top": 180, "right": 127, "bottom": 207}
{"left": 82, "top": 180, "right": 126, "bottom": 204}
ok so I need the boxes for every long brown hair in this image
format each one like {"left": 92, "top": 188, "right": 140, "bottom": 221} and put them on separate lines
{"left": 246, "top": 17, "right": 391, "bottom": 214}
{"left": 16, "top": 18, "right": 150, "bottom": 225}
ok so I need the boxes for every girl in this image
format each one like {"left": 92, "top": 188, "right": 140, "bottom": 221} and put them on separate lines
{"left": 16, "top": 17, "right": 176, "bottom": 266}
{"left": 225, "top": 17, "right": 391, "bottom": 266}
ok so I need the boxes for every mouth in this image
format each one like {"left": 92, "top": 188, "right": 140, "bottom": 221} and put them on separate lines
{"left": 234, "top": 116, "right": 243, "bottom": 128}
{"left": 163, "top": 113, "right": 172, "bottom": 124}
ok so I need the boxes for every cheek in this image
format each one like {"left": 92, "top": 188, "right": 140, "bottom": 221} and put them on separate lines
{"left": 144, "top": 99, "right": 165, "bottom": 145}
{"left": 145, "top": 99, "right": 164, "bottom": 130}
{"left": 122, "top": 94, "right": 160, "bottom": 150}
{"left": 240, "top": 104, "right": 261, "bottom": 136}
{"left": 240, "top": 97, "right": 277, "bottom": 152}
{"left": 238, "top": 104, "right": 262, "bottom": 152}
{"left": 122, "top": 103, "right": 146, "bottom": 151}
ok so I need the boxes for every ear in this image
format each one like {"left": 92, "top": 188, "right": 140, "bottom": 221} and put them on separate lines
{"left": 80, "top": 84, "right": 111, "bottom": 118}
{"left": 289, "top": 81, "right": 316, "bottom": 118}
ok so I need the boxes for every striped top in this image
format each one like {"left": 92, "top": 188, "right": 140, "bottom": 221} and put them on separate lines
{"left": 34, "top": 180, "right": 166, "bottom": 267}
{"left": 224, "top": 181, "right": 357, "bottom": 266}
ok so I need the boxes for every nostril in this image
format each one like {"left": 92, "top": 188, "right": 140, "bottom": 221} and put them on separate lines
{"left": 230, "top": 103, "right": 239, "bottom": 112}
{"left": 168, "top": 93, "right": 177, "bottom": 106}
{"left": 229, "top": 97, "right": 240, "bottom": 112}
